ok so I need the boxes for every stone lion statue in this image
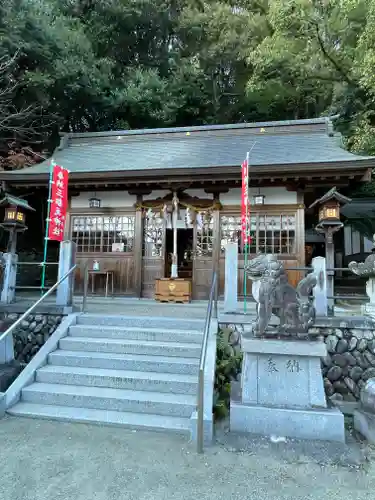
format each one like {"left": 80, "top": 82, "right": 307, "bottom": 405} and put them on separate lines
{"left": 245, "top": 254, "right": 317, "bottom": 337}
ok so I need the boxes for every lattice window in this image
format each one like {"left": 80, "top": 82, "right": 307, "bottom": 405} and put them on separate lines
{"left": 71, "top": 215, "right": 135, "bottom": 253}
{"left": 143, "top": 211, "right": 164, "bottom": 257}
{"left": 195, "top": 211, "right": 214, "bottom": 256}
{"left": 221, "top": 213, "right": 296, "bottom": 254}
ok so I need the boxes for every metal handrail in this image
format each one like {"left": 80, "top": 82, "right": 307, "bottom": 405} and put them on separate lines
{"left": 16, "top": 262, "right": 59, "bottom": 266}
{"left": 197, "top": 270, "right": 217, "bottom": 454}
{"left": 0, "top": 264, "right": 77, "bottom": 344}
{"left": 82, "top": 260, "right": 89, "bottom": 313}
{"left": 284, "top": 267, "right": 353, "bottom": 272}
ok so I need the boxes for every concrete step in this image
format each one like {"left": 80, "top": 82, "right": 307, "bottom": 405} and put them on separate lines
{"left": 48, "top": 350, "right": 200, "bottom": 375}
{"left": 59, "top": 337, "right": 201, "bottom": 358}
{"left": 68, "top": 324, "right": 203, "bottom": 344}
{"left": 21, "top": 383, "right": 195, "bottom": 417}
{"left": 77, "top": 314, "right": 205, "bottom": 331}
{"left": 36, "top": 365, "right": 198, "bottom": 395}
{"left": 7, "top": 402, "right": 191, "bottom": 434}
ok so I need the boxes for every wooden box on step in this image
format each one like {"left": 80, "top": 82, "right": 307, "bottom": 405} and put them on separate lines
{"left": 155, "top": 278, "right": 191, "bottom": 304}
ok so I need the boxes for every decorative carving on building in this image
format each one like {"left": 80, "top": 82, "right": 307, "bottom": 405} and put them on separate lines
{"left": 244, "top": 254, "right": 317, "bottom": 338}
{"left": 195, "top": 211, "right": 214, "bottom": 256}
{"left": 220, "top": 214, "right": 296, "bottom": 254}
{"left": 143, "top": 209, "right": 164, "bottom": 257}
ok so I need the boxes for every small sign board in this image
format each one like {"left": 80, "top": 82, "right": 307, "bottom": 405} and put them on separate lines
{"left": 112, "top": 242, "right": 124, "bottom": 252}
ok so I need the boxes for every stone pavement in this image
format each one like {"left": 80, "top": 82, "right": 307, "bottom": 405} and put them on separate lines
{"left": 0, "top": 416, "right": 374, "bottom": 500}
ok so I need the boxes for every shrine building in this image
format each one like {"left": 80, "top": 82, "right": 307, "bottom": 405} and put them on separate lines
{"left": 0, "top": 117, "right": 373, "bottom": 299}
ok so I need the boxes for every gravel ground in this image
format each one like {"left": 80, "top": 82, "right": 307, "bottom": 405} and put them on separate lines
{"left": 1, "top": 416, "right": 375, "bottom": 500}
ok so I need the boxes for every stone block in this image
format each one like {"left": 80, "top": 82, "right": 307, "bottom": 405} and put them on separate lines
{"left": 354, "top": 410, "right": 375, "bottom": 444}
{"left": 240, "top": 338, "right": 327, "bottom": 409}
{"left": 231, "top": 336, "right": 345, "bottom": 443}
{"left": 230, "top": 402, "right": 345, "bottom": 442}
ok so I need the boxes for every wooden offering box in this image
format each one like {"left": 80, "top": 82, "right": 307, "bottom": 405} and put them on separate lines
{"left": 155, "top": 278, "right": 191, "bottom": 303}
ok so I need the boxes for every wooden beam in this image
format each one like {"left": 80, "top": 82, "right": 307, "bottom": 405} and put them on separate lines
{"left": 204, "top": 186, "right": 230, "bottom": 194}
{"left": 127, "top": 188, "right": 152, "bottom": 196}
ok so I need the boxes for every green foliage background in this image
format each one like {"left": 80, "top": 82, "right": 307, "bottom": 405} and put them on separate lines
{"left": 1, "top": 0, "right": 375, "bottom": 194}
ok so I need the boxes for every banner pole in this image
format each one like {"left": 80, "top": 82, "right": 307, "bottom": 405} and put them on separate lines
{"left": 41, "top": 159, "right": 54, "bottom": 294}
{"left": 243, "top": 151, "right": 250, "bottom": 314}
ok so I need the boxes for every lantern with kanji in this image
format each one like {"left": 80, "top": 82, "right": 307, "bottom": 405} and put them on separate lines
{"left": 308, "top": 187, "right": 351, "bottom": 315}
{"left": 309, "top": 187, "right": 351, "bottom": 232}
{"left": 0, "top": 194, "right": 35, "bottom": 232}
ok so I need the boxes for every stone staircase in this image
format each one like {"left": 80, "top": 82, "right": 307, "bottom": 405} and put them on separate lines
{"left": 8, "top": 314, "right": 206, "bottom": 435}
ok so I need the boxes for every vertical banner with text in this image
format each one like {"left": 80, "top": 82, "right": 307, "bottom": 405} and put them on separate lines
{"left": 48, "top": 164, "right": 69, "bottom": 242}
{"left": 241, "top": 158, "right": 249, "bottom": 247}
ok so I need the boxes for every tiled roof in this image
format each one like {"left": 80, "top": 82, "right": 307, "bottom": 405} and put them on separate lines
{"left": 341, "top": 199, "right": 375, "bottom": 218}
{"left": 7, "top": 117, "right": 374, "bottom": 176}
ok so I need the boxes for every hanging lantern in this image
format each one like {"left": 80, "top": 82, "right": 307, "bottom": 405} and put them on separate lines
{"left": 89, "top": 194, "right": 101, "bottom": 209}
{"left": 254, "top": 194, "right": 265, "bottom": 206}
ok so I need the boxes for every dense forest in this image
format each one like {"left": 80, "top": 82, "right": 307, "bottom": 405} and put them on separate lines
{"left": 0, "top": 0, "right": 375, "bottom": 192}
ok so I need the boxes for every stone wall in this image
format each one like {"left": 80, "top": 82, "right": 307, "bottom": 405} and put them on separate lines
{"left": 309, "top": 319, "right": 375, "bottom": 404}
{"left": 0, "top": 313, "right": 63, "bottom": 365}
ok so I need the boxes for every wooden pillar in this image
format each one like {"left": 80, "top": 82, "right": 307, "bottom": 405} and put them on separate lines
{"left": 64, "top": 194, "right": 72, "bottom": 241}
{"left": 212, "top": 194, "right": 221, "bottom": 302}
{"left": 133, "top": 194, "right": 143, "bottom": 298}
{"left": 295, "top": 191, "right": 306, "bottom": 282}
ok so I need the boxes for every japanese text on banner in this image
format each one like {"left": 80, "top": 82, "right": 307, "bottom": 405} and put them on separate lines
{"left": 48, "top": 165, "right": 69, "bottom": 242}
{"left": 241, "top": 159, "right": 250, "bottom": 246}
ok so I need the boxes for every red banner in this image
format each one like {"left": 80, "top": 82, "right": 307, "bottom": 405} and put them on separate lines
{"left": 241, "top": 159, "right": 250, "bottom": 246}
{"left": 48, "top": 164, "right": 69, "bottom": 242}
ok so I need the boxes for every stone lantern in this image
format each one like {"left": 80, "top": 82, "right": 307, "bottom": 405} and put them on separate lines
{"left": 309, "top": 187, "right": 351, "bottom": 315}
{"left": 0, "top": 194, "right": 35, "bottom": 304}
{"left": 0, "top": 193, "right": 34, "bottom": 232}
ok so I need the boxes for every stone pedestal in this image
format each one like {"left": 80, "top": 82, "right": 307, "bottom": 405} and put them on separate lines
{"left": 56, "top": 240, "right": 76, "bottom": 307}
{"left": 230, "top": 337, "right": 345, "bottom": 442}
{"left": 0, "top": 253, "right": 18, "bottom": 304}
{"left": 224, "top": 242, "right": 238, "bottom": 313}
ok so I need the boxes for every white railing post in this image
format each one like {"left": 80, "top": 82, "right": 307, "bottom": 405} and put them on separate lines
{"left": 0, "top": 252, "right": 18, "bottom": 305}
{"left": 56, "top": 240, "right": 76, "bottom": 307}
{"left": 312, "top": 256, "right": 328, "bottom": 316}
{"left": 224, "top": 242, "right": 238, "bottom": 313}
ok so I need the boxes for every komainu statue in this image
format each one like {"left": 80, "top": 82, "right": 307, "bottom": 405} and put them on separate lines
{"left": 245, "top": 254, "right": 317, "bottom": 338}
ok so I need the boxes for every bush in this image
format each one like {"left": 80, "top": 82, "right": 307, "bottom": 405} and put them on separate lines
{"left": 213, "top": 327, "right": 242, "bottom": 420}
